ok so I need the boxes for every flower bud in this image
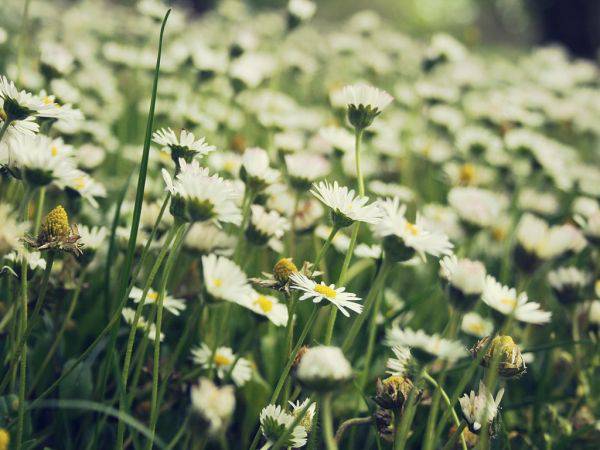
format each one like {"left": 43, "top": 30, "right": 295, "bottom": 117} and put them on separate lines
{"left": 471, "top": 335, "right": 526, "bottom": 378}
{"left": 373, "top": 408, "right": 394, "bottom": 443}
{"left": 374, "top": 375, "right": 420, "bottom": 411}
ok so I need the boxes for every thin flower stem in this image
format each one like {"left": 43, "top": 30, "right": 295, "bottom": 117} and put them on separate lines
{"left": 0, "top": 118, "right": 11, "bottom": 144}
{"left": 234, "top": 188, "right": 254, "bottom": 262}
{"left": 271, "top": 398, "right": 314, "bottom": 450}
{"left": 394, "top": 367, "right": 425, "bottom": 450}
{"left": 441, "top": 420, "right": 467, "bottom": 450}
{"left": 165, "top": 412, "right": 191, "bottom": 450}
{"left": 282, "top": 292, "right": 298, "bottom": 406}
{"left": 15, "top": 250, "right": 29, "bottom": 450}
{"left": 146, "top": 223, "right": 187, "bottom": 449}
{"left": 334, "top": 416, "right": 372, "bottom": 444}
{"left": 29, "top": 267, "right": 86, "bottom": 394}
{"left": 33, "top": 187, "right": 46, "bottom": 235}
{"left": 321, "top": 394, "right": 338, "bottom": 450}
{"left": 342, "top": 257, "right": 391, "bottom": 353}
{"left": 115, "top": 222, "right": 180, "bottom": 450}
{"left": 354, "top": 128, "right": 365, "bottom": 196}
{"left": 357, "top": 289, "right": 383, "bottom": 389}
{"left": 313, "top": 226, "right": 339, "bottom": 271}
{"left": 248, "top": 307, "right": 319, "bottom": 450}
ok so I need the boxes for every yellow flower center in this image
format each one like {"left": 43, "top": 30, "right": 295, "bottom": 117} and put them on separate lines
{"left": 148, "top": 292, "right": 158, "bottom": 301}
{"left": 213, "top": 278, "right": 223, "bottom": 288}
{"left": 405, "top": 222, "right": 419, "bottom": 236}
{"left": 223, "top": 160, "right": 236, "bottom": 172}
{"left": 42, "top": 96, "right": 53, "bottom": 105}
{"left": 500, "top": 297, "right": 517, "bottom": 309}
{"left": 255, "top": 295, "right": 273, "bottom": 313}
{"left": 214, "top": 353, "right": 231, "bottom": 367}
{"left": 315, "top": 284, "right": 337, "bottom": 299}
{"left": 459, "top": 163, "right": 476, "bottom": 184}
{"left": 74, "top": 176, "right": 86, "bottom": 190}
{"left": 51, "top": 145, "right": 59, "bottom": 156}
{"left": 40, "top": 205, "right": 70, "bottom": 240}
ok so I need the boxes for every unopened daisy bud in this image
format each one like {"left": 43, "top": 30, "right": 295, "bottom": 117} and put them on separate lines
{"left": 471, "top": 335, "right": 526, "bottom": 378}
{"left": 374, "top": 375, "right": 420, "bottom": 411}
{"left": 341, "top": 83, "right": 393, "bottom": 130}
{"left": 273, "top": 258, "right": 299, "bottom": 284}
{"left": 296, "top": 345, "right": 353, "bottom": 392}
{"left": 0, "top": 428, "right": 9, "bottom": 450}
{"left": 373, "top": 408, "right": 394, "bottom": 443}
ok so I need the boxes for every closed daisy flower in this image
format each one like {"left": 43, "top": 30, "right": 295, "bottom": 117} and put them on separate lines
{"left": 374, "top": 197, "right": 453, "bottom": 262}
{"left": 201, "top": 254, "right": 252, "bottom": 303}
{"left": 385, "top": 327, "right": 467, "bottom": 362}
{"left": 162, "top": 159, "right": 242, "bottom": 225}
{"left": 341, "top": 83, "right": 393, "bottom": 129}
{"left": 295, "top": 346, "right": 353, "bottom": 391}
{"left": 152, "top": 128, "right": 215, "bottom": 166}
{"left": 129, "top": 286, "right": 186, "bottom": 316}
{"left": 240, "top": 147, "right": 280, "bottom": 191}
{"left": 311, "top": 180, "right": 382, "bottom": 228}
{"left": 191, "top": 343, "right": 252, "bottom": 387}
{"left": 482, "top": 275, "right": 551, "bottom": 324}
{"left": 259, "top": 404, "right": 308, "bottom": 448}
{"left": 247, "top": 205, "right": 290, "bottom": 246}
{"left": 459, "top": 381, "right": 505, "bottom": 433}
{"left": 290, "top": 272, "right": 362, "bottom": 317}
{"left": 191, "top": 378, "right": 236, "bottom": 435}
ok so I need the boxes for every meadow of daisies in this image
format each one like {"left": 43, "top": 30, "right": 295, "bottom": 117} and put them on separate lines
{"left": 0, "top": 0, "right": 599, "bottom": 449}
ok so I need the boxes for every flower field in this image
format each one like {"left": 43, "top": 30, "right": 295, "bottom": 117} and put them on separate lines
{"left": 0, "top": 0, "right": 599, "bottom": 449}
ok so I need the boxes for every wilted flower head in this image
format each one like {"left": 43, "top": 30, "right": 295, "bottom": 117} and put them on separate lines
{"left": 374, "top": 375, "right": 421, "bottom": 411}
{"left": 296, "top": 345, "right": 353, "bottom": 391}
{"left": 24, "top": 205, "right": 83, "bottom": 256}
{"left": 459, "top": 381, "right": 505, "bottom": 433}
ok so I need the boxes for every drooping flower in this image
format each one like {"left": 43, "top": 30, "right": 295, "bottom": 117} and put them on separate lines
{"left": 459, "top": 381, "right": 505, "bottom": 433}
{"left": 191, "top": 378, "right": 236, "bottom": 435}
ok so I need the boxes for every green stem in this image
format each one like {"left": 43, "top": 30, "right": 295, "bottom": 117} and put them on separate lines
{"left": 341, "top": 257, "right": 391, "bottom": 353}
{"left": 115, "top": 223, "right": 180, "bottom": 450}
{"left": 234, "top": 188, "right": 254, "bottom": 262}
{"left": 441, "top": 420, "right": 467, "bottom": 450}
{"left": 334, "top": 416, "right": 372, "bottom": 444}
{"left": 313, "top": 226, "right": 339, "bottom": 271}
{"left": 33, "top": 187, "right": 45, "bottom": 235}
{"left": 146, "top": 223, "right": 187, "bottom": 449}
{"left": 358, "top": 289, "right": 383, "bottom": 389}
{"left": 394, "top": 368, "right": 425, "bottom": 450}
{"left": 321, "top": 394, "right": 338, "bottom": 450}
{"left": 0, "top": 118, "right": 11, "bottom": 144}
{"left": 15, "top": 251, "right": 28, "bottom": 450}
{"left": 29, "top": 268, "right": 86, "bottom": 394}
{"left": 354, "top": 128, "right": 365, "bottom": 196}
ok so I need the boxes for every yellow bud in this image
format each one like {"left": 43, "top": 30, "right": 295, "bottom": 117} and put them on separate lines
{"left": 273, "top": 258, "right": 298, "bottom": 283}
{"left": 40, "top": 205, "right": 70, "bottom": 242}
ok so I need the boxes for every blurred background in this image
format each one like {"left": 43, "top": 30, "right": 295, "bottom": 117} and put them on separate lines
{"left": 176, "top": 0, "right": 600, "bottom": 59}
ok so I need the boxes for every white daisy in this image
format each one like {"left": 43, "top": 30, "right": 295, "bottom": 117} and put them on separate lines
{"left": 247, "top": 205, "right": 290, "bottom": 245}
{"left": 240, "top": 290, "right": 289, "bottom": 326}
{"left": 0, "top": 75, "right": 56, "bottom": 123}
{"left": 289, "top": 272, "right": 362, "bottom": 317}
{"left": 289, "top": 399, "right": 317, "bottom": 432}
{"left": 482, "top": 275, "right": 551, "bottom": 324}
{"left": 0, "top": 204, "right": 28, "bottom": 255}
{"left": 386, "top": 345, "right": 411, "bottom": 376}
{"left": 78, "top": 225, "right": 107, "bottom": 252}
{"left": 240, "top": 147, "right": 280, "bottom": 190}
{"left": 448, "top": 187, "right": 507, "bottom": 229}
{"left": 288, "top": 0, "right": 316, "bottom": 21}
{"left": 341, "top": 83, "right": 393, "bottom": 129}
{"left": 461, "top": 312, "right": 494, "bottom": 338}
{"left": 185, "top": 222, "right": 235, "bottom": 255}
{"left": 64, "top": 170, "right": 107, "bottom": 208}
{"left": 374, "top": 197, "right": 453, "bottom": 261}
{"left": 459, "top": 381, "right": 505, "bottom": 432}
{"left": 129, "top": 286, "right": 186, "bottom": 316}
{"left": 201, "top": 254, "right": 252, "bottom": 303}
{"left": 152, "top": 128, "right": 215, "bottom": 163}
{"left": 295, "top": 346, "right": 353, "bottom": 390}
{"left": 385, "top": 327, "right": 467, "bottom": 362}
{"left": 191, "top": 378, "right": 236, "bottom": 434}
{"left": 260, "top": 404, "right": 308, "bottom": 449}
{"left": 121, "top": 307, "right": 164, "bottom": 342}
{"left": 516, "top": 213, "right": 586, "bottom": 260}
{"left": 311, "top": 180, "right": 382, "bottom": 227}
{"left": 285, "top": 153, "right": 330, "bottom": 190}
{"left": 162, "top": 159, "right": 242, "bottom": 225}
{"left": 319, "top": 126, "right": 354, "bottom": 154}
{"left": 4, "top": 249, "right": 46, "bottom": 271}
{"left": 439, "top": 255, "right": 486, "bottom": 296}
{"left": 191, "top": 343, "right": 252, "bottom": 387}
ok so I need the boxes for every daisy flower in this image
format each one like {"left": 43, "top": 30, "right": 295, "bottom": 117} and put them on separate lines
{"left": 191, "top": 378, "right": 236, "bottom": 435}
{"left": 152, "top": 128, "right": 215, "bottom": 165}
{"left": 162, "top": 159, "right": 242, "bottom": 225}
{"left": 439, "top": 255, "right": 486, "bottom": 296}
{"left": 247, "top": 205, "right": 290, "bottom": 246}
{"left": 461, "top": 312, "right": 494, "bottom": 338}
{"left": 285, "top": 153, "right": 330, "bottom": 191}
{"left": 289, "top": 399, "right": 317, "bottom": 433}
{"left": 289, "top": 272, "right": 362, "bottom": 317}
{"left": 548, "top": 267, "right": 589, "bottom": 305}
{"left": 4, "top": 249, "right": 47, "bottom": 272}
{"left": 295, "top": 346, "right": 353, "bottom": 391}
{"left": 482, "top": 275, "right": 551, "bottom": 324}
{"left": 386, "top": 345, "right": 411, "bottom": 376}
{"left": 0, "top": 76, "right": 56, "bottom": 126}
{"left": 311, "top": 180, "right": 382, "bottom": 228}
{"left": 319, "top": 126, "right": 354, "bottom": 154}
{"left": 240, "top": 147, "right": 280, "bottom": 191}
{"left": 184, "top": 222, "right": 235, "bottom": 256}
{"left": 201, "top": 254, "right": 252, "bottom": 303}
{"left": 259, "top": 404, "right": 308, "bottom": 449}
{"left": 288, "top": 0, "right": 317, "bottom": 23}
{"left": 459, "top": 381, "right": 505, "bottom": 433}
{"left": 191, "top": 343, "right": 252, "bottom": 387}
{"left": 374, "top": 197, "right": 453, "bottom": 261}
{"left": 77, "top": 225, "right": 107, "bottom": 262}
{"left": 341, "top": 83, "right": 393, "bottom": 129}
{"left": 64, "top": 170, "right": 107, "bottom": 208}
{"left": 448, "top": 187, "right": 507, "bottom": 229}
{"left": 121, "top": 307, "right": 164, "bottom": 342}
{"left": 0, "top": 204, "right": 28, "bottom": 255}
{"left": 240, "top": 290, "right": 289, "bottom": 326}
{"left": 129, "top": 286, "right": 186, "bottom": 316}
{"left": 385, "top": 327, "right": 467, "bottom": 362}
